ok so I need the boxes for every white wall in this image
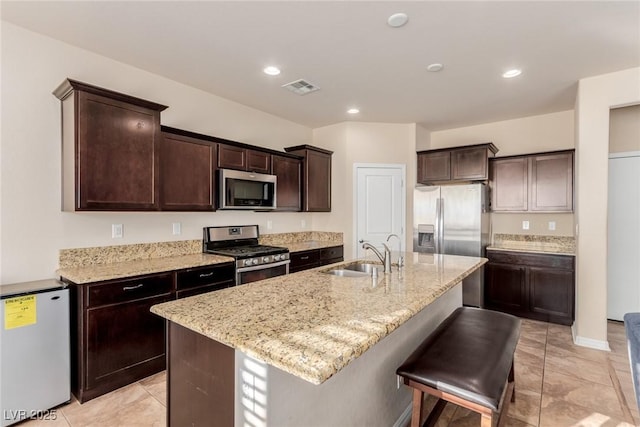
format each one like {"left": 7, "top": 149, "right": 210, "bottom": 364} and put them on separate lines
{"left": 574, "top": 67, "right": 640, "bottom": 348}
{"left": 430, "top": 110, "right": 576, "bottom": 236}
{"left": 0, "top": 22, "right": 315, "bottom": 283}
{"left": 312, "top": 122, "right": 416, "bottom": 259}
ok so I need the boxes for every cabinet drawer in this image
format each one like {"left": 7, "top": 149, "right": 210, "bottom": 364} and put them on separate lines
{"left": 177, "top": 281, "right": 232, "bottom": 299}
{"left": 320, "top": 246, "right": 343, "bottom": 262}
{"left": 87, "top": 273, "right": 174, "bottom": 308}
{"left": 176, "top": 263, "right": 235, "bottom": 291}
{"left": 290, "top": 250, "right": 321, "bottom": 272}
{"left": 487, "top": 250, "right": 574, "bottom": 270}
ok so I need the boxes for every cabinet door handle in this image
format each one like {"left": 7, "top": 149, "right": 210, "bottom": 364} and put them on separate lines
{"left": 123, "top": 284, "right": 144, "bottom": 291}
{"left": 300, "top": 256, "right": 309, "bottom": 260}
{"left": 199, "top": 272, "right": 214, "bottom": 278}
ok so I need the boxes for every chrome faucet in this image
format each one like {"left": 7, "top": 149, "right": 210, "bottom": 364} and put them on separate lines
{"left": 386, "top": 234, "right": 404, "bottom": 267}
{"left": 361, "top": 241, "right": 392, "bottom": 273}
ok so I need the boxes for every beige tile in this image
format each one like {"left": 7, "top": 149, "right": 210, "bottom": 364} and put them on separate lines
{"left": 545, "top": 337, "right": 609, "bottom": 364}
{"left": 542, "top": 370, "right": 626, "bottom": 420}
{"left": 421, "top": 395, "right": 458, "bottom": 427}
{"left": 540, "top": 398, "right": 635, "bottom": 427}
{"left": 80, "top": 395, "right": 165, "bottom": 427}
{"left": 139, "top": 371, "right": 167, "bottom": 406}
{"left": 62, "top": 383, "right": 152, "bottom": 426}
{"left": 515, "top": 354, "right": 544, "bottom": 393}
{"left": 508, "top": 388, "right": 541, "bottom": 426}
{"left": 544, "top": 352, "right": 613, "bottom": 386}
{"left": 448, "top": 407, "right": 481, "bottom": 427}
{"left": 15, "top": 413, "right": 71, "bottom": 427}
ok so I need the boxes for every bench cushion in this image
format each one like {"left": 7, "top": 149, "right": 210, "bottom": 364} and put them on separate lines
{"left": 396, "top": 307, "right": 521, "bottom": 411}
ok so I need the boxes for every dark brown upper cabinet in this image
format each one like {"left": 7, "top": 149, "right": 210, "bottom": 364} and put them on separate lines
{"left": 218, "top": 144, "right": 271, "bottom": 174}
{"left": 489, "top": 157, "right": 529, "bottom": 211}
{"left": 271, "top": 154, "right": 302, "bottom": 211}
{"left": 160, "top": 131, "right": 215, "bottom": 211}
{"left": 417, "top": 143, "right": 498, "bottom": 185}
{"left": 285, "top": 145, "right": 333, "bottom": 212}
{"left": 529, "top": 151, "right": 574, "bottom": 211}
{"left": 53, "top": 79, "right": 168, "bottom": 211}
{"left": 490, "top": 150, "right": 574, "bottom": 212}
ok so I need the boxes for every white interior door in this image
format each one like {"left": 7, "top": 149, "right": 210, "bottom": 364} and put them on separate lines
{"left": 354, "top": 164, "right": 405, "bottom": 259}
{"left": 607, "top": 152, "right": 640, "bottom": 320}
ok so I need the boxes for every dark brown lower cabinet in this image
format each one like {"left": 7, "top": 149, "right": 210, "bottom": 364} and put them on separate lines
{"left": 289, "top": 245, "right": 344, "bottom": 273}
{"left": 65, "top": 273, "right": 175, "bottom": 403}
{"left": 484, "top": 250, "right": 575, "bottom": 325}
{"left": 175, "top": 263, "right": 235, "bottom": 298}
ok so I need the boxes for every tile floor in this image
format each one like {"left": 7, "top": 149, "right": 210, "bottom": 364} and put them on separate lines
{"left": 20, "top": 320, "right": 639, "bottom": 427}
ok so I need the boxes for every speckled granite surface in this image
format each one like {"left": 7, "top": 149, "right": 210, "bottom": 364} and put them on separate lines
{"left": 57, "top": 232, "right": 343, "bottom": 283}
{"left": 151, "top": 252, "right": 486, "bottom": 385}
{"left": 260, "top": 231, "right": 343, "bottom": 250}
{"left": 59, "top": 240, "right": 202, "bottom": 268}
{"left": 488, "top": 233, "right": 575, "bottom": 255}
{"left": 57, "top": 253, "right": 234, "bottom": 284}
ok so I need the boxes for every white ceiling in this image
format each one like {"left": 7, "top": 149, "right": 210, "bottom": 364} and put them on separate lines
{"left": 2, "top": 1, "right": 639, "bottom": 131}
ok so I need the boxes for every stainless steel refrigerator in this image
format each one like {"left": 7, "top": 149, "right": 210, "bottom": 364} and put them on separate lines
{"left": 413, "top": 184, "right": 490, "bottom": 307}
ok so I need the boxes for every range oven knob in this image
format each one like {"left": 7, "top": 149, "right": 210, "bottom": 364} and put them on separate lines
{"left": 273, "top": 254, "right": 281, "bottom": 261}
{"left": 244, "top": 258, "right": 255, "bottom": 266}
{"left": 262, "top": 256, "right": 271, "bottom": 263}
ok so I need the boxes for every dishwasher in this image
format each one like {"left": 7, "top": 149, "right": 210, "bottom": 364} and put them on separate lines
{"left": 1, "top": 279, "right": 70, "bottom": 426}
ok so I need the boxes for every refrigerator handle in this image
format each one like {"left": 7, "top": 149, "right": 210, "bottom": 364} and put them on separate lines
{"left": 435, "top": 198, "right": 441, "bottom": 254}
{"left": 439, "top": 197, "right": 445, "bottom": 253}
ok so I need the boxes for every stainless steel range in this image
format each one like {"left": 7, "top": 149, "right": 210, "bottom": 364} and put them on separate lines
{"left": 203, "top": 225, "right": 290, "bottom": 285}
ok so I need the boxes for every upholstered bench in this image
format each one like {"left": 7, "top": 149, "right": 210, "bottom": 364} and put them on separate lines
{"left": 396, "top": 307, "right": 521, "bottom": 427}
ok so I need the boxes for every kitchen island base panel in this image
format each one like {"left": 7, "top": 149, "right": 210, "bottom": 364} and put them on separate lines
{"left": 233, "top": 284, "right": 461, "bottom": 427}
{"left": 165, "top": 285, "right": 461, "bottom": 427}
{"left": 168, "top": 322, "right": 234, "bottom": 427}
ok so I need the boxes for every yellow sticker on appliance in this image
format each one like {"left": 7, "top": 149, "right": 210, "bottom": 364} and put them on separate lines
{"left": 4, "top": 295, "right": 37, "bottom": 329}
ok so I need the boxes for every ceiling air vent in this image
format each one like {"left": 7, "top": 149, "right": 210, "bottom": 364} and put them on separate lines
{"left": 282, "top": 79, "right": 320, "bottom": 95}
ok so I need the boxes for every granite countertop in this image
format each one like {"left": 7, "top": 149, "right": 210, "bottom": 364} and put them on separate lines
{"left": 487, "top": 233, "right": 575, "bottom": 256}
{"left": 57, "top": 253, "right": 234, "bottom": 284}
{"left": 57, "top": 239, "right": 343, "bottom": 283}
{"left": 486, "top": 244, "right": 574, "bottom": 256}
{"left": 151, "top": 252, "right": 486, "bottom": 385}
{"left": 286, "top": 240, "right": 342, "bottom": 253}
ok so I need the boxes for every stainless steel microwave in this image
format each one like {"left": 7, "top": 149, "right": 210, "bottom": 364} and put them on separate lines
{"left": 219, "top": 169, "right": 277, "bottom": 210}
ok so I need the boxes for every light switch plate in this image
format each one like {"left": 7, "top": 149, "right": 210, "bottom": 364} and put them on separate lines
{"left": 301, "top": 219, "right": 306, "bottom": 229}
{"left": 112, "top": 224, "right": 123, "bottom": 238}
{"left": 522, "top": 220, "right": 530, "bottom": 230}
{"left": 548, "top": 221, "right": 556, "bottom": 231}
{"left": 172, "top": 222, "right": 181, "bottom": 235}
{"left": 266, "top": 220, "right": 273, "bottom": 230}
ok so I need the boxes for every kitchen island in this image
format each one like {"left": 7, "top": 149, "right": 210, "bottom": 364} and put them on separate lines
{"left": 151, "top": 252, "right": 486, "bottom": 427}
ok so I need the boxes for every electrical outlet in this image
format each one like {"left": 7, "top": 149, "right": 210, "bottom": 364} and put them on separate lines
{"left": 112, "top": 224, "right": 123, "bottom": 238}
{"left": 266, "top": 220, "right": 273, "bottom": 230}
{"left": 397, "top": 375, "right": 402, "bottom": 389}
{"left": 522, "top": 220, "right": 530, "bottom": 230}
{"left": 172, "top": 222, "right": 181, "bottom": 235}
{"left": 548, "top": 221, "right": 556, "bottom": 231}
{"left": 301, "top": 219, "right": 306, "bottom": 229}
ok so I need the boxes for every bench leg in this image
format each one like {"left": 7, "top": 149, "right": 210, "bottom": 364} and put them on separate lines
{"left": 411, "top": 388, "right": 423, "bottom": 427}
{"left": 509, "top": 360, "right": 516, "bottom": 403}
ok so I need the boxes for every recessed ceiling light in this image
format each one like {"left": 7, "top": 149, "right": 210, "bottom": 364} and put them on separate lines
{"left": 347, "top": 108, "right": 360, "bottom": 114}
{"left": 427, "top": 63, "right": 444, "bottom": 72}
{"left": 502, "top": 69, "right": 522, "bottom": 78}
{"left": 387, "top": 12, "right": 408, "bottom": 28}
{"left": 263, "top": 66, "right": 281, "bottom": 76}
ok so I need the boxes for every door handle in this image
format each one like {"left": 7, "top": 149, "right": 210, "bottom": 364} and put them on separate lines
{"left": 123, "top": 284, "right": 144, "bottom": 291}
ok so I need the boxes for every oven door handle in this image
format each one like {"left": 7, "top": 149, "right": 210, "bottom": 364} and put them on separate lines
{"left": 236, "top": 259, "right": 291, "bottom": 273}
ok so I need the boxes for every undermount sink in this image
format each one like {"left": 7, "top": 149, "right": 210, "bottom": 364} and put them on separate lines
{"left": 322, "top": 262, "right": 381, "bottom": 277}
